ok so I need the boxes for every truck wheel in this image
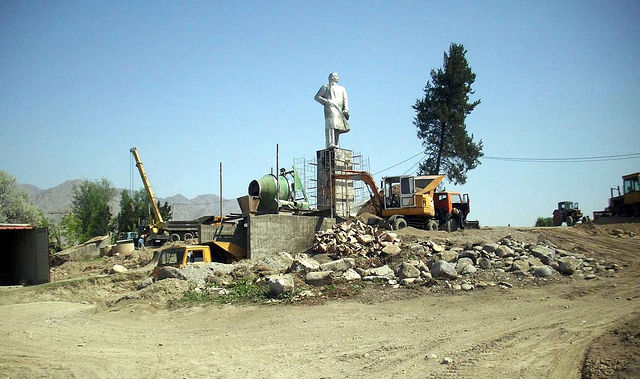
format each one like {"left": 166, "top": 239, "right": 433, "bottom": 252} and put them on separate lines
{"left": 426, "top": 220, "right": 439, "bottom": 231}
{"left": 170, "top": 233, "right": 180, "bottom": 242}
{"left": 565, "top": 216, "right": 574, "bottom": 226}
{"left": 552, "top": 212, "right": 562, "bottom": 226}
{"left": 184, "top": 233, "right": 194, "bottom": 241}
{"left": 446, "top": 218, "right": 459, "bottom": 232}
{"left": 393, "top": 217, "right": 407, "bottom": 230}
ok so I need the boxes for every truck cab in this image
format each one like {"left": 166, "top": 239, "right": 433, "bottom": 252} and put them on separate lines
{"left": 434, "top": 192, "right": 471, "bottom": 231}
{"left": 152, "top": 245, "right": 212, "bottom": 280}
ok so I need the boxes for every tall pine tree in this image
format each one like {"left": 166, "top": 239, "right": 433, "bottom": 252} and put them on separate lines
{"left": 413, "top": 43, "right": 483, "bottom": 185}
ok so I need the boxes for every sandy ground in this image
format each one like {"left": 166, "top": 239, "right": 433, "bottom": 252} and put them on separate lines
{"left": 0, "top": 223, "right": 638, "bottom": 378}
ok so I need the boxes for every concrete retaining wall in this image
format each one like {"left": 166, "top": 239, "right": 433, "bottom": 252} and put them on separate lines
{"left": 199, "top": 223, "right": 247, "bottom": 249}
{"left": 248, "top": 214, "right": 335, "bottom": 260}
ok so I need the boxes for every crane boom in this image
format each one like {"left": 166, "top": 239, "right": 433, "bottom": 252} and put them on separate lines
{"left": 130, "top": 147, "right": 165, "bottom": 229}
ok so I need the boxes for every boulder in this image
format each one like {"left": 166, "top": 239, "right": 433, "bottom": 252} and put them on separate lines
{"left": 396, "top": 263, "right": 421, "bottom": 279}
{"left": 461, "top": 283, "right": 474, "bottom": 291}
{"left": 409, "top": 244, "right": 426, "bottom": 255}
{"left": 320, "top": 258, "right": 355, "bottom": 273}
{"left": 276, "top": 251, "right": 293, "bottom": 265}
{"left": 267, "top": 274, "right": 295, "bottom": 297}
{"left": 478, "top": 257, "right": 492, "bottom": 269}
{"left": 495, "top": 245, "right": 515, "bottom": 258}
{"left": 384, "top": 232, "right": 398, "bottom": 242}
{"left": 382, "top": 244, "right": 401, "bottom": 256}
{"left": 462, "top": 264, "right": 477, "bottom": 275}
{"left": 290, "top": 255, "right": 321, "bottom": 273}
{"left": 156, "top": 266, "right": 187, "bottom": 281}
{"left": 305, "top": 271, "right": 335, "bottom": 286}
{"left": 430, "top": 261, "right": 459, "bottom": 279}
{"left": 429, "top": 241, "right": 445, "bottom": 253}
{"left": 341, "top": 268, "right": 362, "bottom": 281}
{"left": 110, "top": 264, "right": 128, "bottom": 274}
{"left": 455, "top": 258, "right": 474, "bottom": 274}
{"left": 356, "top": 234, "right": 375, "bottom": 244}
{"left": 530, "top": 246, "right": 555, "bottom": 265}
{"left": 510, "top": 260, "right": 529, "bottom": 273}
{"left": 558, "top": 257, "right": 581, "bottom": 275}
{"left": 483, "top": 243, "right": 499, "bottom": 253}
{"left": 526, "top": 257, "right": 544, "bottom": 267}
{"left": 458, "top": 250, "right": 478, "bottom": 263}
{"left": 439, "top": 250, "right": 459, "bottom": 263}
{"left": 400, "top": 278, "right": 417, "bottom": 286}
{"left": 533, "top": 266, "right": 553, "bottom": 278}
{"left": 252, "top": 255, "right": 293, "bottom": 275}
{"left": 368, "top": 265, "right": 395, "bottom": 279}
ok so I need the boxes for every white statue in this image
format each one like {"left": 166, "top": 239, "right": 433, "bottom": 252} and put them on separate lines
{"left": 315, "top": 72, "right": 349, "bottom": 149}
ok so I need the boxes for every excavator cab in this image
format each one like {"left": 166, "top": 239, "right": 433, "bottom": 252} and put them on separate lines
{"left": 383, "top": 176, "right": 415, "bottom": 209}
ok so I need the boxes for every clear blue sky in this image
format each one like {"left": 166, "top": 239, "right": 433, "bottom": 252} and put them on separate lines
{"left": 1, "top": 1, "right": 639, "bottom": 226}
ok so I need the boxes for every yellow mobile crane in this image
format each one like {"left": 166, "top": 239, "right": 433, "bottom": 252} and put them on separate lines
{"left": 130, "top": 147, "right": 171, "bottom": 246}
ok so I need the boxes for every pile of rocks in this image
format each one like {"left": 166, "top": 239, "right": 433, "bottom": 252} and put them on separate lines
{"left": 144, "top": 221, "right": 622, "bottom": 298}
{"left": 312, "top": 220, "right": 402, "bottom": 258}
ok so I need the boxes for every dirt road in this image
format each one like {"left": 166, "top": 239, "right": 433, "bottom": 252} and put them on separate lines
{"left": 0, "top": 224, "right": 638, "bottom": 378}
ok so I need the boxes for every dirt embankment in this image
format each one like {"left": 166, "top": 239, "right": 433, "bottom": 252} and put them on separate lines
{"left": 0, "top": 223, "right": 638, "bottom": 378}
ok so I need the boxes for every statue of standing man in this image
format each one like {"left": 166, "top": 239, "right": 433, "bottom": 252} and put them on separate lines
{"left": 315, "top": 72, "right": 349, "bottom": 149}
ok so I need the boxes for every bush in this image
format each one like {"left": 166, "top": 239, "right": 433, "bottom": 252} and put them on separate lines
{"left": 535, "top": 217, "right": 554, "bottom": 227}
{"left": 178, "top": 279, "right": 271, "bottom": 305}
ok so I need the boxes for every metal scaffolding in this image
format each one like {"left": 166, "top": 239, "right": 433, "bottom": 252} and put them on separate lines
{"left": 293, "top": 149, "right": 370, "bottom": 213}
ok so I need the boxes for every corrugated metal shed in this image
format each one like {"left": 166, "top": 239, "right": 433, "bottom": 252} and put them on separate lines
{"left": 0, "top": 225, "right": 50, "bottom": 285}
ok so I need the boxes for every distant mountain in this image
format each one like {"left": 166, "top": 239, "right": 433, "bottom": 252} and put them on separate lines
{"left": 21, "top": 181, "right": 241, "bottom": 222}
{"left": 21, "top": 184, "right": 43, "bottom": 199}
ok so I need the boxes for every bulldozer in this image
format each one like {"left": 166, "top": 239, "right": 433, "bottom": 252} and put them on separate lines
{"left": 334, "top": 171, "right": 477, "bottom": 231}
{"left": 552, "top": 201, "right": 584, "bottom": 226}
{"left": 593, "top": 171, "right": 640, "bottom": 219}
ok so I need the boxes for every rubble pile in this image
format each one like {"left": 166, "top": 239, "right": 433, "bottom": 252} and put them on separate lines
{"left": 312, "top": 220, "right": 400, "bottom": 258}
{"left": 143, "top": 221, "right": 623, "bottom": 299}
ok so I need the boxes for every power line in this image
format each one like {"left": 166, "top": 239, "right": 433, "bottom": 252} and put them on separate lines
{"left": 401, "top": 155, "right": 424, "bottom": 176}
{"left": 483, "top": 153, "right": 640, "bottom": 162}
{"left": 372, "top": 151, "right": 425, "bottom": 175}
{"left": 371, "top": 151, "right": 640, "bottom": 175}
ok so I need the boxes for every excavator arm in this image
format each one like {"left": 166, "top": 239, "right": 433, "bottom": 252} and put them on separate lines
{"left": 130, "top": 147, "right": 166, "bottom": 230}
{"left": 334, "top": 170, "right": 383, "bottom": 216}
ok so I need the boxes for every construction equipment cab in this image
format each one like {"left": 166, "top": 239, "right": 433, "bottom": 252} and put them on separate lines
{"left": 152, "top": 245, "right": 212, "bottom": 280}
{"left": 380, "top": 175, "right": 442, "bottom": 230}
{"left": 434, "top": 191, "right": 473, "bottom": 231}
{"left": 552, "top": 201, "right": 584, "bottom": 226}
{"left": 611, "top": 172, "right": 640, "bottom": 216}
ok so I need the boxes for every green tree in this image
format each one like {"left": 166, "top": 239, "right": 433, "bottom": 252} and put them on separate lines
{"left": 0, "top": 171, "right": 44, "bottom": 224}
{"left": 68, "top": 179, "right": 116, "bottom": 243}
{"left": 60, "top": 212, "right": 83, "bottom": 247}
{"left": 157, "top": 200, "right": 173, "bottom": 222}
{"left": 534, "top": 217, "right": 554, "bottom": 227}
{"left": 114, "top": 189, "right": 173, "bottom": 236}
{"left": 413, "top": 43, "right": 483, "bottom": 185}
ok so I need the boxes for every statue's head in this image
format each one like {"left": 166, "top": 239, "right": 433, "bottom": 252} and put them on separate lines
{"left": 329, "top": 72, "right": 339, "bottom": 84}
